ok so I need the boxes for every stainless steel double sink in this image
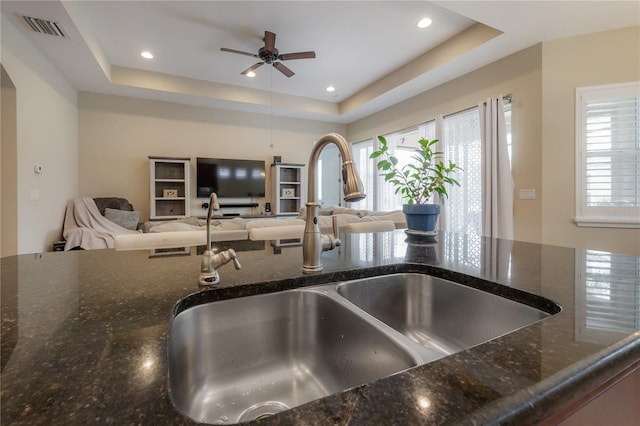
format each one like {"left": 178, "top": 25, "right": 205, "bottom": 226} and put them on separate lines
{"left": 168, "top": 273, "right": 556, "bottom": 424}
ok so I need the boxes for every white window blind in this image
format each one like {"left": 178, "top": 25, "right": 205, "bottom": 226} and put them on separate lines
{"left": 575, "top": 82, "right": 640, "bottom": 228}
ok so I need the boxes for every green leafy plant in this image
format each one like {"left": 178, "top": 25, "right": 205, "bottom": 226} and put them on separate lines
{"left": 370, "top": 135, "right": 461, "bottom": 205}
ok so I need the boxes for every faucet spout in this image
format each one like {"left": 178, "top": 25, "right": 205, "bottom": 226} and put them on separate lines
{"left": 306, "top": 133, "right": 366, "bottom": 203}
{"left": 303, "top": 133, "right": 365, "bottom": 273}
{"left": 199, "top": 192, "right": 241, "bottom": 286}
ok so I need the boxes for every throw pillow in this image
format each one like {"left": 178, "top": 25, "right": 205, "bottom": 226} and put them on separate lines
{"left": 104, "top": 208, "right": 140, "bottom": 230}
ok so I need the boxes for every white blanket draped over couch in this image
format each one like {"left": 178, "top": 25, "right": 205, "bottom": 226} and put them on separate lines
{"left": 63, "top": 198, "right": 141, "bottom": 250}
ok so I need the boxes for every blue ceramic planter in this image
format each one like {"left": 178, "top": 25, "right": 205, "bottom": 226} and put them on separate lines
{"left": 403, "top": 204, "right": 440, "bottom": 232}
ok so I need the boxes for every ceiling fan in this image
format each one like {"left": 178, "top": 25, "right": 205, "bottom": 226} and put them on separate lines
{"left": 220, "top": 30, "right": 316, "bottom": 78}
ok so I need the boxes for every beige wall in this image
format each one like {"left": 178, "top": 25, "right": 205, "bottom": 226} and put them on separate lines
{"left": 1, "top": 12, "right": 78, "bottom": 255}
{"left": 78, "top": 93, "right": 346, "bottom": 220}
{"left": 347, "top": 45, "right": 543, "bottom": 244}
{"left": 542, "top": 26, "right": 640, "bottom": 256}
{"left": 1, "top": 65, "right": 18, "bottom": 258}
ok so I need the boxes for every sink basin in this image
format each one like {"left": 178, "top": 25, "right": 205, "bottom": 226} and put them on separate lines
{"left": 169, "top": 272, "right": 557, "bottom": 424}
{"left": 168, "top": 289, "right": 417, "bottom": 424}
{"left": 336, "top": 273, "right": 551, "bottom": 355}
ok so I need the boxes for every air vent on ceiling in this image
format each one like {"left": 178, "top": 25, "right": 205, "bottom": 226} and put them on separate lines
{"left": 22, "top": 16, "right": 67, "bottom": 38}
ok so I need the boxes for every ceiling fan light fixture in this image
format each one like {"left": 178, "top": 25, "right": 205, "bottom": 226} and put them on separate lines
{"left": 140, "top": 51, "right": 154, "bottom": 59}
{"left": 246, "top": 71, "right": 256, "bottom": 77}
{"left": 417, "top": 17, "right": 432, "bottom": 29}
{"left": 221, "top": 30, "right": 315, "bottom": 78}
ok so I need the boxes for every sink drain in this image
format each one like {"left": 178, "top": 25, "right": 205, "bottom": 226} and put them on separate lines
{"left": 237, "top": 401, "right": 290, "bottom": 422}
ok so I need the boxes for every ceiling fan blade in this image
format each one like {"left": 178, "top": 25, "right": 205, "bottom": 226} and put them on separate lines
{"left": 273, "top": 62, "right": 294, "bottom": 77}
{"left": 220, "top": 47, "right": 258, "bottom": 58}
{"left": 241, "top": 62, "right": 264, "bottom": 75}
{"left": 278, "top": 51, "right": 316, "bottom": 61}
{"left": 264, "top": 31, "right": 276, "bottom": 52}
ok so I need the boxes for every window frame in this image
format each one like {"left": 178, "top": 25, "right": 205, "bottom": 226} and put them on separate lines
{"left": 575, "top": 81, "right": 640, "bottom": 228}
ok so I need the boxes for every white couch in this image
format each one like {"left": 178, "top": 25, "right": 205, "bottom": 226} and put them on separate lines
{"left": 298, "top": 206, "right": 406, "bottom": 232}
{"left": 114, "top": 206, "right": 406, "bottom": 250}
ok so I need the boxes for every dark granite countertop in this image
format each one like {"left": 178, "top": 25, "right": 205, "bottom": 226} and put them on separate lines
{"left": 2, "top": 231, "right": 639, "bottom": 425}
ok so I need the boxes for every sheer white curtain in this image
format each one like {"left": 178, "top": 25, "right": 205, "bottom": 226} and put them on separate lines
{"left": 355, "top": 98, "right": 513, "bottom": 238}
{"left": 480, "top": 97, "right": 514, "bottom": 239}
{"left": 350, "top": 140, "right": 375, "bottom": 211}
{"left": 441, "top": 108, "right": 482, "bottom": 235}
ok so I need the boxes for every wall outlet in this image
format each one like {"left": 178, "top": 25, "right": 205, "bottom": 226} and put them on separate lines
{"left": 519, "top": 189, "right": 536, "bottom": 200}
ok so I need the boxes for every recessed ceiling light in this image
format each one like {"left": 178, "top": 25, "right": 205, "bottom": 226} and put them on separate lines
{"left": 417, "top": 17, "right": 432, "bottom": 29}
{"left": 246, "top": 71, "right": 256, "bottom": 78}
{"left": 140, "top": 51, "right": 153, "bottom": 59}
{"left": 326, "top": 86, "right": 335, "bottom": 92}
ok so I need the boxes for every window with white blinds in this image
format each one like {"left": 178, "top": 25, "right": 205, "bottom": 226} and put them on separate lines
{"left": 575, "top": 82, "right": 640, "bottom": 228}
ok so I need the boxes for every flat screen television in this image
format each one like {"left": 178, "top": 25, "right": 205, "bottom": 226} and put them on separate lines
{"left": 196, "top": 157, "right": 266, "bottom": 198}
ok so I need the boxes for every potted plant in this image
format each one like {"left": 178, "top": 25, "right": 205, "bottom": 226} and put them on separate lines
{"left": 370, "top": 135, "right": 461, "bottom": 233}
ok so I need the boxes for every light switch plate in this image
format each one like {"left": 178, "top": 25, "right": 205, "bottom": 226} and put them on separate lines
{"left": 519, "top": 189, "right": 536, "bottom": 200}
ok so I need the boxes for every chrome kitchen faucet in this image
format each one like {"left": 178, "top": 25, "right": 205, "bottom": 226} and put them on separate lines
{"left": 302, "top": 133, "right": 365, "bottom": 273}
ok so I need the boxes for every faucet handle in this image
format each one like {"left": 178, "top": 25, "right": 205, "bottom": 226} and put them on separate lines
{"left": 321, "top": 234, "right": 340, "bottom": 251}
{"left": 228, "top": 249, "right": 241, "bottom": 270}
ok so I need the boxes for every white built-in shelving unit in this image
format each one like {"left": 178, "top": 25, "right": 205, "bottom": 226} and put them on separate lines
{"left": 149, "top": 156, "right": 191, "bottom": 219}
{"left": 271, "top": 163, "right": 305, "bottom": 216}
